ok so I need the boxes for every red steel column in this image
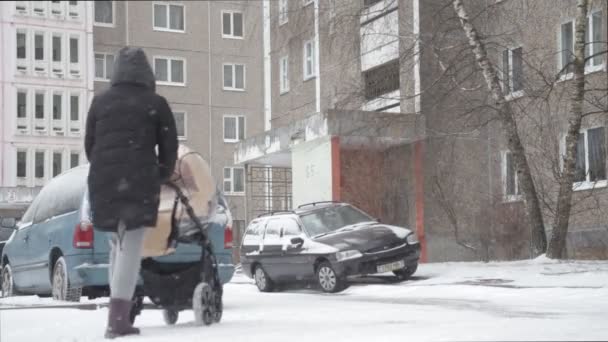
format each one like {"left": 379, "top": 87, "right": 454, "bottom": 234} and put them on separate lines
{"left": 331, "top": 137, "right": 341, "bottom": 201}
{"left": 414, "top": 140, "right": 428, "bottom": 262}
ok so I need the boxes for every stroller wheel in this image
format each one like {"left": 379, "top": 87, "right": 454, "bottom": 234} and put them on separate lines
{"left": 162, "top": 309, "right": 179, "bottom": 325}
{"left": 193, "top": 282, "right": 214, "bottom": 326}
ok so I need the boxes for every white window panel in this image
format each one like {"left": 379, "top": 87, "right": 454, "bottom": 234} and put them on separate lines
{"left": 502, "top": 151, "right": 521, "bottom": 202}
{"left": 153, "top": 3, "right": 185, "bottom": 32}
{"left": 279, "top": 55, "right": 290, "bottom": 94}
{"left": 95, "top": 53, "right": 115, "bottom": 81}
{"left": 279, "top": 0, "right": 288, "bottom": 25}
{"left": 33, "top": 1, "right": 47, "bottom": 17}
{"left": 51, "top": 34, "right": 65, "bottom": 78}
{"left": 69, "top": 36, "right": 81, "bottom": 79}
{"left": 16, "top": 89, "right": 29, "bottom": 133}
{"left": 154, "top": 57, "right": 186, "bottom": 86}
{"left": 559, "top": 20, "right": 574, "bottom": 76}
{"left": 68, "top": 1, "right": 81, "bottom": 20}
{"left": 586, "top": 11, "right": 605, "bottom": 72}
{"left": 572, "top": 127, "right": 607, "bottom": 191}
{"left": 34, "top": 150, "right": 46, "bottom": 185}
{"left": 223, "top": 63, "right": 246, "bottom": 91}
{"left": 222, "top": 11, "right": 244, "bottom": 39}
{"left": 52, "top": 92, "right": 65, "bottom": 136}
{"left": 173, "top": 111, "right": 186, "bottom": 140}
{"left": 52, "top": 151, "right": 64, "bottom": 178}
{"left": 69, "top": 93, "right": 81, "bottom": 136}
{"left": 501, "top": 46, "right": 524, "bottom": 98}
{"left": 223, "top": 115, "right": 245, "bottom": 143}
{"left": 51, "top": 1, "right": 65, "bottom": 18}
{"left": 303, "top": 40, "right": 316, "bottom": 80}
{"left": 94, "top": 0, "right": 114, "bottom": 26}
{"left": 34, "top": 32, "right": 47, "bottom": 76}
{"left": 15, "top": 1, "right": 29, "bottom": 15}
{"left": 70, "top": 152, "right": 80, "bottom": 169}
{"left": 16, "top": 29, "right": 28, "bottom": 74}
{"left": 34, "top": 90, "right": 48, "bottom": 134}
{"left": 223, "top": 167, "right": 245, "bottom": 195}
{"left": 16, "top": 149, "right": 28, "bottom": 185}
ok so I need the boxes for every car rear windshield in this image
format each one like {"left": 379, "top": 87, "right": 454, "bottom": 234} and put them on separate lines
{"left": 299, "top": 205, "right": 374, "bottom": 237}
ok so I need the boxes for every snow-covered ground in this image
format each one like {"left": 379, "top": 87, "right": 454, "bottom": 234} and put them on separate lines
{"left": 2, "top": 257, "right": 608, "bottom": 342}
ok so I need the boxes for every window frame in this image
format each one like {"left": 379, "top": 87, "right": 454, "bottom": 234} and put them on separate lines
{"left": 558, "top": 18, "right": 575, "bottom": 79}
{"left": 221, "top": 10, "right": 244, "bottom": 39}
{"left": 93, "top": 0, "right": 115, "bottom": 27}
{"left": 153, "top": 56, "right": 187, "bottom": 86}
{"left": 223, "top": 115, "right": 246, "bottom": 143}
{"left": 585, "top": 9, "right": 606, "bottom": 73}
{"left": 568, "top": 126, "right": 608, "bottom": 191}
{"left": 152, "top": 2, "right": 186, "bottom": 33}
{"left": 303, "top": 39, "right": 316, "bottom": 80}
{"left": 303, "top": 0, "right": 314, "bottom": 7}
{"left": 223, "top": 167, "right": 246, "bottom": 195}
{"left": 173, "top": 111, "right": 187, "bottom": 140}
{"left": 279, "top": 55, "right": 290, "bottom": 94}
{"left": 222, "top": 63, "right": 246, "bottom": 91}
{"left": 502, "top": 45, "right": 524, "bottom": 99}
{"left": 94, "top": 52, "right": 115, "bottom": 81}
{"left": 16, "top": 149, "right": 28, "bottom": 181}
{"left": 502, "top": 150, "right": 522, "bottom": 202}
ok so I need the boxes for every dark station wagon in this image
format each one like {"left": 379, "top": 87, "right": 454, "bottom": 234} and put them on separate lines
{"left": 240, "top": 202, "right": 420, "bottom": 293}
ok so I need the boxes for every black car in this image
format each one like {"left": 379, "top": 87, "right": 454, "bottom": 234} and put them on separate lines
{"left": 240, "top": 202, "right": 420, "bottom": 293}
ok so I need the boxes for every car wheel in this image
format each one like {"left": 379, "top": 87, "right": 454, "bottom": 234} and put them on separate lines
{"left": 393, "top": 263, "right": 418, "bottom": 280}
{"left": 253, "top": 265, "right": 274, "bottom": 292}
{"left": 52, "top": 257, "right": 81, "bottom": 302}
{"left": 316, "top": 262, "right": 347, "bottom": 293}
{"left": 1, "top": 264, "right": 15, "bottom": 297}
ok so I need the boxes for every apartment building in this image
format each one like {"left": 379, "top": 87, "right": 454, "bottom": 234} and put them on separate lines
{"left": 0, "top": 0, "right": 94, "bottom": 218}
{"left": 236, "top": 0, "right": 607, "bottom": 261}
{"left": 92, "top": 0, "right": 264, "bottom": 234}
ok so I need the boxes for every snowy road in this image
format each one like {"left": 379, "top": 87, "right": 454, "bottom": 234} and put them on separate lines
{"left": 2, "top": 257, "right": 608, "bottom": 342}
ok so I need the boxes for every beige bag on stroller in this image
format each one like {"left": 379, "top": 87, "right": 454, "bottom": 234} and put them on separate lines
{"left": 142, "top": 145, "right": 217, "bottom": 258}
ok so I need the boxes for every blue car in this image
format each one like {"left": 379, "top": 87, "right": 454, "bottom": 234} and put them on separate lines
{"left": 0, "top": 165, "right": 235, "bottom": 301}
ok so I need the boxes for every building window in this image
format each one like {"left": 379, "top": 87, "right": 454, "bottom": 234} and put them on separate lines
{"left": 68, "top": 1, "right": 80, "bottom": 19}
{"left": 70, "top": 94, "right": 79, "bottom": 121}
{"left": 94, "top": 0, "right": 114, "bottom": 25}
{"left": 503, "top": 151, "right": 521, "bottom": 200}
{"left": 280, "top": 55, "right": 290, "bottom": 94}
{"left": 53, "top": 93, "right": 62, "bottom": 120}
{"left": 223, "top": 116, "right": 245, "bottom": 143}
{"left": 573, "top": 127, "right": 606, "bottom": 189}
{"left": 95, "top": 53, "right": 114, "bottom": 80}
{"left": 303, "top": 0, "right": 314, "bottom": 6}
{"left": 303, "top": 40, "right": 316, "bottom": 80}
{"left": 52, "top": 35, "right": 62, "bottom": 62}
{"left": 222, "top": 11, "right": 243, "bottom": 39}
{"left": 223, "top": 63, "right": 245, "bottom": 91}
{"left": 363, "top": 59, "right": 399, "bottom": 99}
{"left": 586, "top": 11, "right": 604, "bottom": 70}
{"left": 560, "top": 21, "right": 574, "bottom": 75}
{"left": 364, "top": 0, "right": 383, "bottom": 7}
{"left": 52, "top": 152, "right": 62, "bottom": 177}
{"left": 17, "top": 31, "right": 27, "bottom": 60}
{"left": 154, "top": 57, "right": 185, "bottom": 85}
{"left": 153, "top": 3, "right": 185, "bottom": 32}
{"left": 51, "top": 1, "right": 63, "bottom": 16}
{"left": 279, "top": 0, "right": 288, "bottom": 25}
{"left": 33, "top": 1, "right": 46, "bottom": 16}
{"left": 35, "top": 92, "right": 45, "bottom": 119}
{"left": 34, "top": 33, "right": 44, "bottom": 61}
{"left": 173, "top": 111, "right": 186, "bottom": 139}
{"left": 17, "top": 91, "right": 27, "bottom": 119}
{"left": 224, "top": 167, "right": 245, "bottom": 194}
{"left": 70, "top": 37, "right": 79, "bottom": 63}
{"left": 70, "top": 152, "right": 80, "bottom": 168}
{"left": 35, "top": 151, "right": 45, "bottom": 179}
{"left": 17, "top": 151, "right": 27, "bottom": 179}
{"left": 502, "top": 47, "right": 523, "bottom": 96}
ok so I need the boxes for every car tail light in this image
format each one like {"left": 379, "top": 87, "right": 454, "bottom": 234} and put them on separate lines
{"left": 73, "top": 221, "right": 94, "bottom": 249}
{"left": 224, "top": 225, "right": 233, "bottom": 249}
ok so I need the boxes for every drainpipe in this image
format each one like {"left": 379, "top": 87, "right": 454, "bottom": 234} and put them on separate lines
{"left": 263, "top": 0, "right": 272, "bottom": 131}
{"left": 207, "top": 2, "right": 213, "bottom": 175}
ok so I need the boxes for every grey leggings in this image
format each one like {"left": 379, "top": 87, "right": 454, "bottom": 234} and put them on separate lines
{"left": 108, "top": 223, "right": 147, "bottom": 300}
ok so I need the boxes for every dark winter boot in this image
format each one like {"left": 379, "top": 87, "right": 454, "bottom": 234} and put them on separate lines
{"left": 105, "top": 298, "right": 140, "bottom": 339}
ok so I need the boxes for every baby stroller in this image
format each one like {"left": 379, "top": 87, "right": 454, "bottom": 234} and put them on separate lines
{"left": 130, "top": 145, "right": 225, "bottom": 326}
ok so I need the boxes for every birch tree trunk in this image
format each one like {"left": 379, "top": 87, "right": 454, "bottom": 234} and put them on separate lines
{"left": 452, "top": 0, "right": 547, "bottom": 256}
{"left": 546, "top": 0, "right": 588, "bottom": 259}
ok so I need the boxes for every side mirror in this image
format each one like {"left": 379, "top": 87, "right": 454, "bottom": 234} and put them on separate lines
{"left": 0, "top": 218, "right": 17, "bottom": 229}
{"left": 290, "top": 237, "right": 304, "bottom": 247}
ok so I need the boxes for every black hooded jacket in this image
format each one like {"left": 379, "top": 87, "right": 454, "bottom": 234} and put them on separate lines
{"left": 85, "top": 47, "right": 178, "bottom": 232}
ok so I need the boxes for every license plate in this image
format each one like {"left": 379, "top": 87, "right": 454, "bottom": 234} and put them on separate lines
{"left": 377, "top": 260, "right": 405, "bottom": 273}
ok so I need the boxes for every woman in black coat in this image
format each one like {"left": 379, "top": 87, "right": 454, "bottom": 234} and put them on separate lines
{"left": 85, "top": 47, "right": 178, "bottom": 339}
